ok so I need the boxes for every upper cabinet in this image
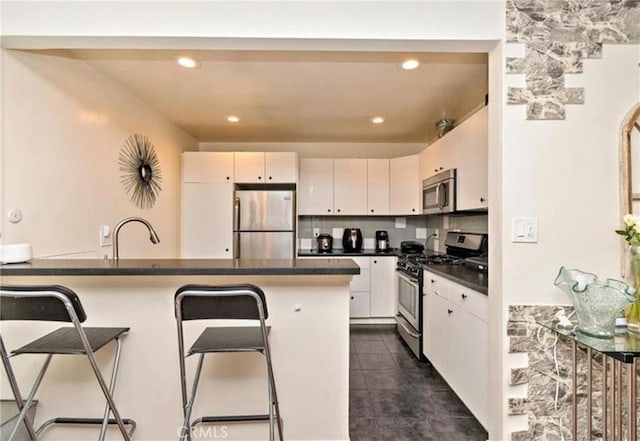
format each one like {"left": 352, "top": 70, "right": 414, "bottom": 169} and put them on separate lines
{"left": 455, "top": 106, "right": 488, "bottom": 211}
{"left": 298, "top": 158, "right": 334, "bottom": 215}
{"left": 390, "top": 155, "right": 420, "bottom": 215}
{"left": 367, "top": 159, "right": 390, "bottom": 215}
{"left": 183, "top": 152, "right": 234, "bottom": 183}
{"left": 234, "top": 152, "right": 297, "bottom": 183}
{"left": 333, "top": 159, "right": 367, "bottom": 215}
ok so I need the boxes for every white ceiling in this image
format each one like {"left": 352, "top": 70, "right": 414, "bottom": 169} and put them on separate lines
{"left": 60, "top": 49, "right": 488, "bottom": 143}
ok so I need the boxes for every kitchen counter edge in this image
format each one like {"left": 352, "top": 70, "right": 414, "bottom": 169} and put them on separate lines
{"left": 0, "top": 258, "right": 360, "bottom": 277}
{"left": 422, "top": 264, "right": 488, "bottom": 295}
{"left": 298, "top": 249, "right": 400, "bottom": 257}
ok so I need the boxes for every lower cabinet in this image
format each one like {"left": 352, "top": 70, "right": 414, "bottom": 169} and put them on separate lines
{"left": 422, "top": 270, "right": 488, "bottom": 429}
{"left": 301, "top": 255, "right": 396, "bottom": 319}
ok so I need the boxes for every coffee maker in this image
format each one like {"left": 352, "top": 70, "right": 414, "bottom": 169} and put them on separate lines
{"left": 375, "top": 230, "right": 389, "bottom": 252}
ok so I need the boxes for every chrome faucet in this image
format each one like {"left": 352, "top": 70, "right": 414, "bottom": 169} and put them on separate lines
{"left": 425, "top": 233, "right": 438, "bottom": 252}
{"left": 113, "top": 217, "right": 160, "bottom": 259}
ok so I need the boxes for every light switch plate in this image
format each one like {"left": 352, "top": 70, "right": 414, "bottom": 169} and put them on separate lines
{"left": 395, "top": 217, "right": 407, "bottom": 229}
{"left": 512, "top": 217, "right": 538, "bottom": 243}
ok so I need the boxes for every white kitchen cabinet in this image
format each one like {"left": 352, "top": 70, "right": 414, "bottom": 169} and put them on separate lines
{"left": 369, "top": 256, "right": 396, "bottom": 317}
{"left": 367, "top": 159, "right": 390, "bottom": 215}
{"left": 265, "top": 152, "right": 298, "bottom": 183}
{"left": 182, "top": 182, "right": 233, "bottom": 258}
{"left": 183, "top": 152, "right": 234, "bottom": 183}
{"left": 424, "top": 130, "right": 456, "bottom": 178}
{"left": 234, "top": 151, "right": 297, "bottom": 183}
{"left": 349, "top": 256, "right": 371, "bottom": 318}
{"left": 390, "top": 154, "right": 420, "bottom": 215}
{"left": 455, "top": 106, "right": 488, "bottom": 211}
{"left": 333, "top": 159, "right": 367, "bottom": 215}
{"left": 422, "top": 270, "right": 488, "bottom": 429}
{"left": 298, "top": 158, "right": 334, "bottom": 215}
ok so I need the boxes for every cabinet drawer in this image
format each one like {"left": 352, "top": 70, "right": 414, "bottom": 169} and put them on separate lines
{"left": 450, "top": 286, "right": 488, "bottom": 322}
{"left": 423, "top": 271, "right": 450, "bottom": 298}
{"left": 350, "top": 269, "right": 371, "bottom": 292}
{"left": 350, "top": 291, "right": 370, "bottom": 318}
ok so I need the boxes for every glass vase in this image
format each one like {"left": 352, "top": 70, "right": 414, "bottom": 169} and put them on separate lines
{"left": 627, "top": 246, "right": 640, "bottom": 334}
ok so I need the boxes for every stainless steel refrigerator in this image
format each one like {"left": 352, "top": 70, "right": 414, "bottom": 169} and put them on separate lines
{"left": 233, "top": 186, "right": 295, "bottom": 259}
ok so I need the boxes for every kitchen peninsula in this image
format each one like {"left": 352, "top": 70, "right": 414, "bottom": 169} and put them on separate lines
{"left": 1, "top": 258, "right": 359, "bottom": 441}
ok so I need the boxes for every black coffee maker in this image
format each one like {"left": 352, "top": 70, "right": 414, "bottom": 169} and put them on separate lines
{"left": 342, "top": 228, "right": 363, "bottom": 252}
{"left": 375, "top": 230, "right": 389, "bottom": 252}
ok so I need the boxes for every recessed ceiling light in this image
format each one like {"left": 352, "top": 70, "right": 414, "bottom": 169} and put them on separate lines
{"left": 226, "top": 115, "right": 240, "bottom": 123}
{"left": 401, "top": 59, "right": 420, "bottom": 70}
{"left": 372, "top": 116, "right": 385, "bottom": 124}
{"left": 177, "top": 56, "right": 200, "bottom": 69}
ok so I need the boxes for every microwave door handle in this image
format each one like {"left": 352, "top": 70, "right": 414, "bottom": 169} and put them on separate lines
{"left": 234, "top": 196, "right": 241, "bottom": 231}
{"left": 437, "top": 183, "right": 446, "bottom": 209}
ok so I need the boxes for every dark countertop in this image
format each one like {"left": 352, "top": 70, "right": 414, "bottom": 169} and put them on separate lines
{"left": 0, "top": 258, "right": 360, "bottom": 277}
{"left": 298, "top": 248, "right": 400, "bottom": 257}
{"left": 422, "top": 263, "right": 488, "bottom": 295}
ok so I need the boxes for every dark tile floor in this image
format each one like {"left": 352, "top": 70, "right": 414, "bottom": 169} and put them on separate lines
{"left": 349, "top": 324, "right": 488, "bottom": 441}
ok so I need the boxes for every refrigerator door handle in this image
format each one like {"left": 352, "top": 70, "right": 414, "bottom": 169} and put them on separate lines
{"left": 234, "top": 196, "right": 241, "bottom": 231}
{"left": 233, "top": 233, "right": 240, "bottom": 259}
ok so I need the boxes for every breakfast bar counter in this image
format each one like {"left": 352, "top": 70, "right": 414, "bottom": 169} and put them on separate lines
{"left": 1, "top": 258, "right": 359, "bottom": 441}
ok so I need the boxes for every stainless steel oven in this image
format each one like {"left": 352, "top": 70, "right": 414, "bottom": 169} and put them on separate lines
{"left": 396, "top": 259, "right": 423, "bottom": 359}
{"left": 422, "top": 169, "right": 456, "bottom": 215}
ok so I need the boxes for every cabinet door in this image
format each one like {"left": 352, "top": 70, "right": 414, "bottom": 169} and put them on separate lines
{"left": 265, "top": 152, "right": 297, "bottom": 183}
{"left": 183, "top": 152, "right": 234, "bottom": 183}
{"left": 367, "top": 159, "right": 390, "bottom": 215}
{"left": 234, "top": 152, "right": 265, "bottom": 183}
{"left": 350, "top": 290, "right": 371, "bottom": 318}
{"left": 182, "top": 183, "right": 233, "bottom": 258}
{"left": 448, "top": 306, "right": 488, "bottom": 428}
{"left": 298, "top": 159, "right": 334, "bottom": 215}
{"left": 456, "top": 106, "right": 488, "bottom": 211}
{"left": 333, "top": 159, "right": 367, "bottom": 215}
{"left": 389, "top": 155, "right": 420, "bottom": 215}
{"left": 369, "top": 257, "right": 396, "bottom": 317}
{"left": 422, "top": 290, "right": 451, "bottom": 372}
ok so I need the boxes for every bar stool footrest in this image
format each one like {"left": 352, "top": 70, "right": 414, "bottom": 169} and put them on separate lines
{"left": 36, "top": 416, "right": 137, "bottom": 437}
{"left": 194, "top": 414, "right": 272, "bottom": 425}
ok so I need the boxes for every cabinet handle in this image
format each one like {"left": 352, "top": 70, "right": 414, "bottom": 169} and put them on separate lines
{"left": 327, "top": 209, "right": 331, "bottom": 213}
{"left": 373, "top": 260, "right": 377, "bottom": 264}
{"left": 371, "top": 209, "right": 374, "bottom": 213}
{"left": 439, "top": 167, "right": 443, "bottom": 171}
{"left": 337, "top": 208, "right": 341, "bottom": 213}
{"left": 226, "top": 176, "right": 230, "bottom": 181}
{"left": 430, "top": 279, "right": 435, "bottom": 284}
{"left": 412, "top": 208, "right": 416, "bottom": 212}
{"left": 434, "top": 168, "right": 438, "bottom": 172}
{"left": 258, "top": 176, "right": 262, "bottom": 180}
{"left": 268, "top": 176, "right": 273, "bottom": 180}
{"left": 225, "top": 248, "right": 229, "bottom": 252}
{"left": 351, "top": 296, "right": 354, "bottom": 300}
{"left": 447, "top": 309, "right": 453, "bottom": 314}
{"left": 461, "top": 293, "right": 468, "bottom": 300}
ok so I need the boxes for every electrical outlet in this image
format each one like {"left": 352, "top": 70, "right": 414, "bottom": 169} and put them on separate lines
{"left": 313, "top": 228, "right": 320, "bottom": 237}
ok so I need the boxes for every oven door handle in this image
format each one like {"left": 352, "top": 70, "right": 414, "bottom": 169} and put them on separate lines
{"left": 396, "top": 316, "right": 420, "bottom": 339}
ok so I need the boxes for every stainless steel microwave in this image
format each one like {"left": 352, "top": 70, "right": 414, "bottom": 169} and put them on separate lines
{"left": 422, "top": 169, "right": 456, "bottom": 214}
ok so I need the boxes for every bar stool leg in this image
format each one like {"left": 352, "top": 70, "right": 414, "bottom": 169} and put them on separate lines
{"left": 72, "top": 323, "right": 131, "bottom": 441}
{"left": 261, "top": 325, "right": 283, "bottom": 440}
{"left": 0, "top": 337, "right": 43, "bottom": 441}
{"left": 181, "top": 353, "right": 205, "bottom": 441}
{"left": 98, "top": 337, "right": 124, "bottom": 441}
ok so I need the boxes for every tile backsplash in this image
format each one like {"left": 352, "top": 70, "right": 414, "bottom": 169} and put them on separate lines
{"left": 298, "top": 213, "right": 487, "bottom": 251}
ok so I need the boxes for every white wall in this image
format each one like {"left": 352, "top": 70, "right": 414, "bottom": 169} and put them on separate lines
{"left": 199, "top": 141, "right": 426, "bottom": 158}
{"left": 1, "top": 50, "right": 198, "bottom": 258}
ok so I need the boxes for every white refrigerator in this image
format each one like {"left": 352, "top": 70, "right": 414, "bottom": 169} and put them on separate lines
{"left": 233, "top": 187, "right": 295, "bottom": 259}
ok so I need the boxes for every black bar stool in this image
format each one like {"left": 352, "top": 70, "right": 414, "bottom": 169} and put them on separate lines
{"left": 175, "top": 284, "right": 283, "bottom": 441}
{"left": 0, "top": 285, "right": 136, "bottom": 441}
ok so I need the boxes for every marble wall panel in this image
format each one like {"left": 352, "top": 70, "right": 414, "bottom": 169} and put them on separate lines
{"left": 506, "top": 0, "right": 640, "bottom": 120}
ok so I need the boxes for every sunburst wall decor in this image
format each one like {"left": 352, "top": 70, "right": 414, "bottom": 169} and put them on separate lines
{"left": 118, "top": 134, "right": 163, "bottom": 209}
